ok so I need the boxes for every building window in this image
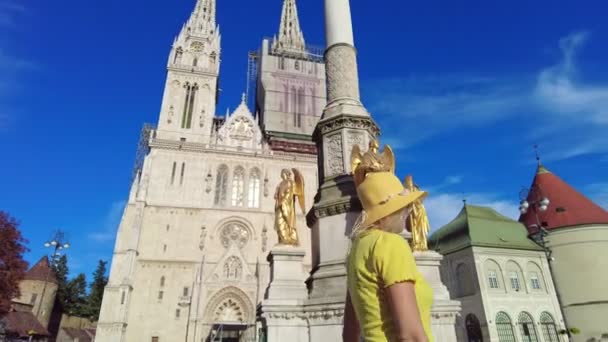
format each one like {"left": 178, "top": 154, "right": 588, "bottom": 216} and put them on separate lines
{"left": 530, "top": 272, "right": 541, "bottom": 290}
{"left": 183, "top": 287, "right": 189, "bottom": 297}
{"left": 297, "top": 87, "right": 305, "bottom": 128}
{"left": 171, "top": 162, "right": 177, "bottom": 185}
{"left": 540, "top": 312, "right": 559, "bottom": 342}
{"left": 193, "top": 57, "right": 198, "bottom": 67}
{"left": 30, "top": 293, "right": 38, "bottom": 305}
{"left": 160, "top": 276, "right": 165, "bottom": 287}
{"left": 488, "top": 271, "right": 499, "bottom": 289}
{"left": 120, "top": 291, "right": 126, "bottom": 304}
{"left": 163, "top": 244, "right": 167, "bottom": 252}
{"left": 518, "top": 312, "right": 539, "bottom": 342}
{"left": 223, "top": 256, "right": 243, "bottom": 280}
{"left": 180, "top": 162, "right": 186, "bottom": 185}
{"left": 496, "top": 312, "right": 516, "bottom": 342}
{"left": 279, "top": 57, "right": 285, "bottom": 70}
{"left": 465, "top": 314, "right": 484, "bottom": 342}
{"left": 158, "top": 291, "right": 164, "bottom": 300}
{"left": 176, "top": 309, "right": 181, "bottom": 318}
{"left": 214, "top": 165, "right": 229, "bottom": 206}
{"left": 174, "top": 47, "right": 183, "bottom": 64}
{"left": 509, "top": 272, "right": 521, "bottom": 291}
{"left": 295, "top": 60, "right": 300, "bottom": 70}
{"left": 247, "top": 168, "right": 261, "bottom": 208}
{"left": 231, "top": 167, "right": 245, "bottom": 207}
{"left": 181, "top": 83, "right": 198, "bottom": 129}
{"left": 151, "top": 337, "right": 159, "bottom": 342}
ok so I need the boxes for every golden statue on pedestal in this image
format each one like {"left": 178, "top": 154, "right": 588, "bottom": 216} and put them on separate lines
{"left": 274, "top": 168, "right": 306, "bottom": 246}
{"left": 404, "top": 175, "right": 430, "bottom": 251}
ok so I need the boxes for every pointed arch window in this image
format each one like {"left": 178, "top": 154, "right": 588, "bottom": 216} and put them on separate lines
{"left": 181, "top": 82, "right": 198, "bottom": 129}
{"left": 248, "top": 168, "right": 261, "bottom": 208}
{"left": 465, "top": 314, "right": 483, "bottom": 342}
{"left": 170, "top": 162, "right": 177, "bottom": 185}
{"left": 214, "top": 165, "right": 229, "bottom": 206}
{"left": 297, "top": 87, "right": 305, "bottom": 128}
{"left": 160, "top": 276, "right": 165, "bottom": 287}
{"left": 193, "top": 57, "right": 198, "bottom": 67}
{"left": 231, "top": 166, "right": 245, "bottom": 207}
{"left": 174, "top": 47, "right": 183, "bottom": 64}
{"left": 496, "top": 312, "right": 516, "bottom": 342}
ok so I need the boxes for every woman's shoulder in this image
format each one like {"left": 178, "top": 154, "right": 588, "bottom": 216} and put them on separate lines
{"left": 356, "top": 230, "right": 409, "bottom": 250}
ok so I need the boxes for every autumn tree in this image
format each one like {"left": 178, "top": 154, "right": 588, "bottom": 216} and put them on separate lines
{"left": 0, "top": 211, "right": 29, "bottom": 316}
{"left": 85, "top": 260, "right": 108, "bottom": 321}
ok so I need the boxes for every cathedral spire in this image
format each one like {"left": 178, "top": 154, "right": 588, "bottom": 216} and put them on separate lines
{"left": 273, "top": 0, "right": 306, "bottom": 55}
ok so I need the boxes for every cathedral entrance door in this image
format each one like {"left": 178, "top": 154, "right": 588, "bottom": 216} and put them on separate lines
{"left": 208, "top": 323, "right": 252, "bottom": 342}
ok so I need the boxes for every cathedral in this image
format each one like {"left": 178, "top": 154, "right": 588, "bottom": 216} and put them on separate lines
{"left": 96, "top": 0, "right": 325, "bottom": 341}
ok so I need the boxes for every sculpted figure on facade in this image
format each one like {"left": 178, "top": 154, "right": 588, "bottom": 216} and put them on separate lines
{"left": 404, "top": 175, "right": 430, "bottom": 251}
{"left": 274, "top": 168, "right": 306, "bottom": 246}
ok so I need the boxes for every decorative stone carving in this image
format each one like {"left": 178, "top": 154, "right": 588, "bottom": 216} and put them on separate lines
{"left": 325, "top": 133, "right": 344, "bottom": 177}
{"left": 325, "top": 44, "right": 360, "bottom": 103}
{"left": 205, "top": 170, "right": 213, "bottom": 193}
{"left": 229, "top": 117, "right": 255, "bottom": 141}
{"left": 223, "top": 256, "right": 243, "bottom": 280}
{"left": 317, "top": 115, "right": 379, "bottom": 136}
{"left": 199, "top": 226, "right": 207, "bottom": 251}
{"left": 263, "top": 172, "right": 270, "bottom": 197}
{"left": 262, "top": 225, "right": 268, "bottom": 252}
{"left": 204, "top": 286, "right": 254, "bottom": 324}
{"left": 220, "top": 223, "right": 250, "bottom": 249}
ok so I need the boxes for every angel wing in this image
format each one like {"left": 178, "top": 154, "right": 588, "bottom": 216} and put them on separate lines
{"left": 292, "top": 168, "right": 306, "bottom": 214}
{"left": 351, "top": 144, "right": 365, "bottom": 185}
{"left": 379, "top": 144, "right": 396, "bottom": 174}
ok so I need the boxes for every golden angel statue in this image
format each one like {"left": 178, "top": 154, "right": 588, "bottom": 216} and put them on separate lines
{"left": 274, "top": 168, "right": 306, "bottom": 246}
{"left": 404, "top": 175, "right": 431, "bottom": 251}
{"left": 351, "top": 139, "right": 395, "bottom": 186}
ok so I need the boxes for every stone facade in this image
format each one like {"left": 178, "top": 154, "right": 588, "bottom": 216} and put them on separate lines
{"left": 440, "top": 247, "right": 566, "bottom": 342}
{"left": 96, "top": 1, "right": 323, "bottom": 341}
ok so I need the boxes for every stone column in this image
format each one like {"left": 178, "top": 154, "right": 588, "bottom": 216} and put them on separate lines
{"left": 259, "top": 246, "right": 309, "bottom": 342}
{"left": 304, "top": 0, "right": 378, "bottom": 339}
{"left": 414, "top": 251, "right": 461, "bottom": 342}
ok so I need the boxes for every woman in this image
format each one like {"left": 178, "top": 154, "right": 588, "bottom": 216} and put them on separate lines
{"left": 344, "top": 171, "right": 433, "bottom": 342}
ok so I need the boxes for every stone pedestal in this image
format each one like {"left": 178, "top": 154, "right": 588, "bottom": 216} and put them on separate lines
{"left": 414, "top": 250, "right": 461, "bottom": 342}
{"left": 259, "top": 245, "right": 309, "bottom": 342}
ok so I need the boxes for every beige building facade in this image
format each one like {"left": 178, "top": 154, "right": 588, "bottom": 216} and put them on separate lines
{"left": 96, "top": 0, "right": 324, "bottom": 341}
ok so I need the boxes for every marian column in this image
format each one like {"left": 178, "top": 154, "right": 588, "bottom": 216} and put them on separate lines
{"left": 304, "top": 0, "right": 379, "bottom": 339}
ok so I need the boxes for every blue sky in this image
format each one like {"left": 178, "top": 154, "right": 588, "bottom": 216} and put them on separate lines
{"left": 1, "top": 0, "right": 607, "bottom": 279}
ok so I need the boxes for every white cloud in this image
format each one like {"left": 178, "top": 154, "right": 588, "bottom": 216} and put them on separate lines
{"left": 426, "top": 175, "right": 463, "bottom": 193}
{"left": 88, "top": 200, "right": 126, "bottom": 243}
{"left": 425, "top": 192, "right": 519, "bottom": 232}
{"left": 367, "top": 31, "right": 608, "bottom": 161}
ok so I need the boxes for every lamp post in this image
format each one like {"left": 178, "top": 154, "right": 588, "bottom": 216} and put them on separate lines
{"left": 519, "top": 187, "right": 571, "bottom": 341}
{"left": 36, "top": 230, "right": 70, "bottom": 321}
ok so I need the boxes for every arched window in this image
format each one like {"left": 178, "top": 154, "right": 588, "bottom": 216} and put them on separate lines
{"left": 210, "top": 52, "right": 217, "bottom": 64}
{"left": 518, "top": 312, "right": 539, "bottom": 342}
{"left": 170, "top": 162, "right": 177, "bottom": 185}
{"left": 297, "top": 87, "right": 305, "bottom": 128}
{"left": 247, "top": 168, "right": 261, "bottom": 208}
{"left": 193, "top": 57, "right": 198, "bottom": 67}
{"left": 465, "top": 314, "right": 483, "bottom": 342}
{"left": 484, "top": 259, "right": 504, "bottom": 291}
{"left": 231, "top": 167, "right": 245, "bottom": 207}
{"left": 506, "top": 260, "right": 524, "bottom": 292}
{"left": 174, "top": 47, "right": 183, "bottom": 64}
{"left": 495, "top": 312, "right": 516, "bottom": 342}
{"left": 214, "top": 165, "right": 229, "bottom": 206}
{"left": 540, "top": 312, "right": 559, "bottom": 342}
{"left": 526, "top": 262, "right": 546, "bottom": 292}
{"left": 223, "top": 256, "right": 243, "bottom": 280}
{"left": 160, "top": 276, "right": 165, "bottom": 287}
{"left": 181, "top": 83, "right": 198, "bottom": 129}
{"left": 456, "top": 263, "right": 475, "bottom": 297}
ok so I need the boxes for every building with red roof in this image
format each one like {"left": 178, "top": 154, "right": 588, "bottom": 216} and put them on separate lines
{"left": 519, "top": 164, "right": 608, "bottom": 341}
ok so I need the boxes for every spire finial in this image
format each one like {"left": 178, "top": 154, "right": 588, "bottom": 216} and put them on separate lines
{"left": 274, "top": 0, "right": 306, "bottom": 54}
{"left": 534, "top": 144, "right": 541, "bottom": 166}
{"left": 241, "top": 92, "right": 246, "bottom": 104}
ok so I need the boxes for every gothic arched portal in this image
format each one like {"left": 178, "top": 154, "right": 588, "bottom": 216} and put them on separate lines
{"left": 204, "top": 286, "right": 254, "bottom": 325}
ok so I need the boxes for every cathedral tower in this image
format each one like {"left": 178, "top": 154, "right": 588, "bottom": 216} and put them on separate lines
{"left": 156, "top": 0, "right": 221, "bottom": 144}
{"left": 255, "top": 0, "right": 326, "bottom": 153}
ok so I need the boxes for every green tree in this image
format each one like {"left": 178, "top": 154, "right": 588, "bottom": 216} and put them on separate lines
{"left": 0, "top": 211, "right": 29, "bottom": 316}
{"left": 64, "top": 273, "right": 87, "bottom": 316}
{"left": 51, "top": 254, "right": 69, "bottom": 309}
{"left": 85, "top": 260, "right": 108, "bottom": 321}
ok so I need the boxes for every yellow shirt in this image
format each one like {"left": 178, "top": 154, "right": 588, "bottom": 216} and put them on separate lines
{"left": 347, "top": 229, "right": 433, "bottom": 342}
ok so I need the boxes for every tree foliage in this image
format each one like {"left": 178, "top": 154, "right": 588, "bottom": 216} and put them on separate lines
{"left": 64, "top": 273, "right": 88, "bottom": 316}
{"left": 85, "top": 260, "right": 108, "bottom": 321}
{"left": 0, "top": 211, "right": 29, "bottom": 316}
{"left": 51, "top": 254, "right": 69, "bottom": 310}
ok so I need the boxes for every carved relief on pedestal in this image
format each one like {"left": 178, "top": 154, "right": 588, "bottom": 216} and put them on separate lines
{"left": 345, "top": 131, "right": 366, "bottom": 173}
{"left": 324, "top": 133, "right": 344, "bottom": 177}
{"left": 325, "top": 45, "right": 360, "bottom": 103}
{"left": 199, "top": 226, "right": 207, "bottom": 251}
{"left": 261, "top": 225, "right": 268, "bottom": 252}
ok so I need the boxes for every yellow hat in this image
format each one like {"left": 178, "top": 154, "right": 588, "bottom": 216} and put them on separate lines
{"left": 356, "top": 172, "right": 427, "bottom": 228}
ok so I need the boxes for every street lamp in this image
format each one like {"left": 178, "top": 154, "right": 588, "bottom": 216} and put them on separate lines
{"left": 35, "top": 230, "right": 70, "bottom": 321}
{"left": 519, "top": 187, "right": 571, "bottom": 341}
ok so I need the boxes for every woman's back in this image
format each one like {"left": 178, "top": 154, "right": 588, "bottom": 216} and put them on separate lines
{"left": 347, "top": 229, "right": 433, "bottom": 342}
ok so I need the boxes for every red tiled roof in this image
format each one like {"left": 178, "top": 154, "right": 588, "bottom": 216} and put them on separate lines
{"left": 519, "top": 164, "right": 608, "bottom": 233}
{"left": 24, "top": 256, "right": 58, "bottom": 284}
{"left": 3, "top": 311, "right": 50, "bottom": 338}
